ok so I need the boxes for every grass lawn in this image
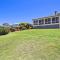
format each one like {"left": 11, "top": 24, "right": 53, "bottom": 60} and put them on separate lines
{"left": 0, "top": 29, "right": 60, "bottom": 60}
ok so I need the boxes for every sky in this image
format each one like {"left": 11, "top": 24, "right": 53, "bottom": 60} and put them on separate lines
{"left": 0, "top": 0, "right": 60, "bottom": 24}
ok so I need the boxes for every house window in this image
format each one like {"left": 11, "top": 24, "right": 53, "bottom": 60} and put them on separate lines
{"left": 52, "top": 17, "right": 59, "bottom": 23}
{"left": 45, "top": 19, "right": 48, "bottom": 24}
{"left": 39, "top": 20, "right": 44, "bottom": 25}
{"left": 39, "top": 20, "right": 41, "bottom": 25}
{"left": 48, "top": 18, "right": 51, "bottom": 24}
{"left": 52, "top": 17, "right": 56, "bottom": 23}
{"left": 33, "top": 20, "right": 38, "bottom": 25}
{"left": 45, "top": 18, "right": 51, "bottom": 24}
{"left": 56, "top": 17, "right": 59, "bottom": 23}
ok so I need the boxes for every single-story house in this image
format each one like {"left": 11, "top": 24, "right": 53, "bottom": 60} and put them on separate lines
{"left": 32, "top": 11, "right": 60, "bottom": 29}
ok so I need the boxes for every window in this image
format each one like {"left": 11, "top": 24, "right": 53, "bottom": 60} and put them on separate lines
{"left": 39, "top": 20, "right": 44, "bottom": 25}
{"left": 56, "top": 17, "right": 59, "bottom": 23}
{"left": 52, "top": 17, "right": 56, "bottom": 23}
{"left": 33, "top": 20, "right": 38, "bottom": 25}
{"left": 45, "top": 18, "right": 51, "bottom": 24}
{"left": 39, "top": 20, "right": 41, "bottom": 25}
{"left": 48, "top": 18, "right": 51, "bottom": 24}
{"left": 45, "top": 19, "right": 48, "bottom": 24}
{"left": 52, "top": 17, "right": 59, "bottom": 23}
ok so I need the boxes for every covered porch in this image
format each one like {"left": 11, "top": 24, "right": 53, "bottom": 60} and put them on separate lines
{"left": 33, "top": 16, "right": 60, "bottom": 25}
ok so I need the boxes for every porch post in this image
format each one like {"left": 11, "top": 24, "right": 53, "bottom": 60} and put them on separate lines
{"left": 51, "top": 17, "right": 52, "bottom": 24}
{"left": 44, "top": 18, "right": 45, "bottom": 25}
{"left": 59, "top": 16, "right": 60, "bottom": 28}
{"left": 38, "top": 20, "right": 39, "bottom": 26}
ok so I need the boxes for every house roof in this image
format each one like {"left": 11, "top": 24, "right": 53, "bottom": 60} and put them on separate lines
{"left": 32, "top": 13, "right": 60, "bottom": 20}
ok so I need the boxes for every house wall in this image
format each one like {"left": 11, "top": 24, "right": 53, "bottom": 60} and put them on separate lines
{"left": 33, "top": 24, "right": 59, "bottom": 29}
{"left": 33, "top": 15, "right": 60, "bottom": 29}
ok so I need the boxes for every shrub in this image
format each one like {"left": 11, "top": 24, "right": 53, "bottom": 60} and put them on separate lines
{"left": 0, "top": 27, "right": 9, "bottom": 35}
{"left": 19, "top": 23, "right": 33, "bottom": 30}
{"left": 10, "top": 28, "right": 15, "bottom": 32}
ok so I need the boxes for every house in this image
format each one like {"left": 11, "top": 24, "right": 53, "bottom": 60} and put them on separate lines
{"left": 32, "top": 11, "right": 60, "bottom": 29}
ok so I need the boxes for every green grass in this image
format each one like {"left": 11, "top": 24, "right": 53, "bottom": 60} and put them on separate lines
{"left": 0, "top": 29, "right": 60, "bottom": 60}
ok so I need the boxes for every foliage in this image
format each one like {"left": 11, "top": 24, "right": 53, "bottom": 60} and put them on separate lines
{"left": 0, "top": 23, "right": 33, "bottom": 34}
{"left": 0, "top": 27, "right": 9, "bottom": 35}
{"left": 19, "top": 23, "right": 33, "bottom": 30}
{"left": 10, "top": 27, "right": 15, "bottom": 32}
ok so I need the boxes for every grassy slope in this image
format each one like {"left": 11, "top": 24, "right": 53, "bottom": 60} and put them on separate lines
{"left": 0, "top": 29, "right": 60, "bottom": 60}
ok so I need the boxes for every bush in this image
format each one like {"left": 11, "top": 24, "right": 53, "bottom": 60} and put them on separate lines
{"left": 10, "top": 28, "right": 15, "bottom": 32}
{"left": 19, "top": 23, "right": 33, "bottom": 30}
{"left": 0, "top": 27, "right": 9, "bottom": 35}
{"left": 21, "top": 27, "right": 27, "bottom": 30}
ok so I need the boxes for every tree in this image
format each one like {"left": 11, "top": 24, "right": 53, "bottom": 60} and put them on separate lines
{"left": 0, "top": 26, "right": 9, "bottom": 35}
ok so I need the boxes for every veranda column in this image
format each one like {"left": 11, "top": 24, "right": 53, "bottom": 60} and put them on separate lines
{"left": 51, "top": 17, "right": 52, "bottom": 24}
{"left": 59, "top": 16, "right": 60, "bottom": 28}
{"left": 38, "top": 20, "right": 39, "bottom": 26}
{"left": 44, "top": 18, "right": 45, "bottom": 25}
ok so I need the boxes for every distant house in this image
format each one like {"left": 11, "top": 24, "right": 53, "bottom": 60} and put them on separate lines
{"left": 32, "top": 11, "right": 60, "bottom": 29}
{"left": 2, "top": 23, "right": 10, "bottom": 27}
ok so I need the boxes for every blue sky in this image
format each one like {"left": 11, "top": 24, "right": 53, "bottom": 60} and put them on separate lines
{"left": 0, "top": 0, "right": 60, "bottom": 24}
